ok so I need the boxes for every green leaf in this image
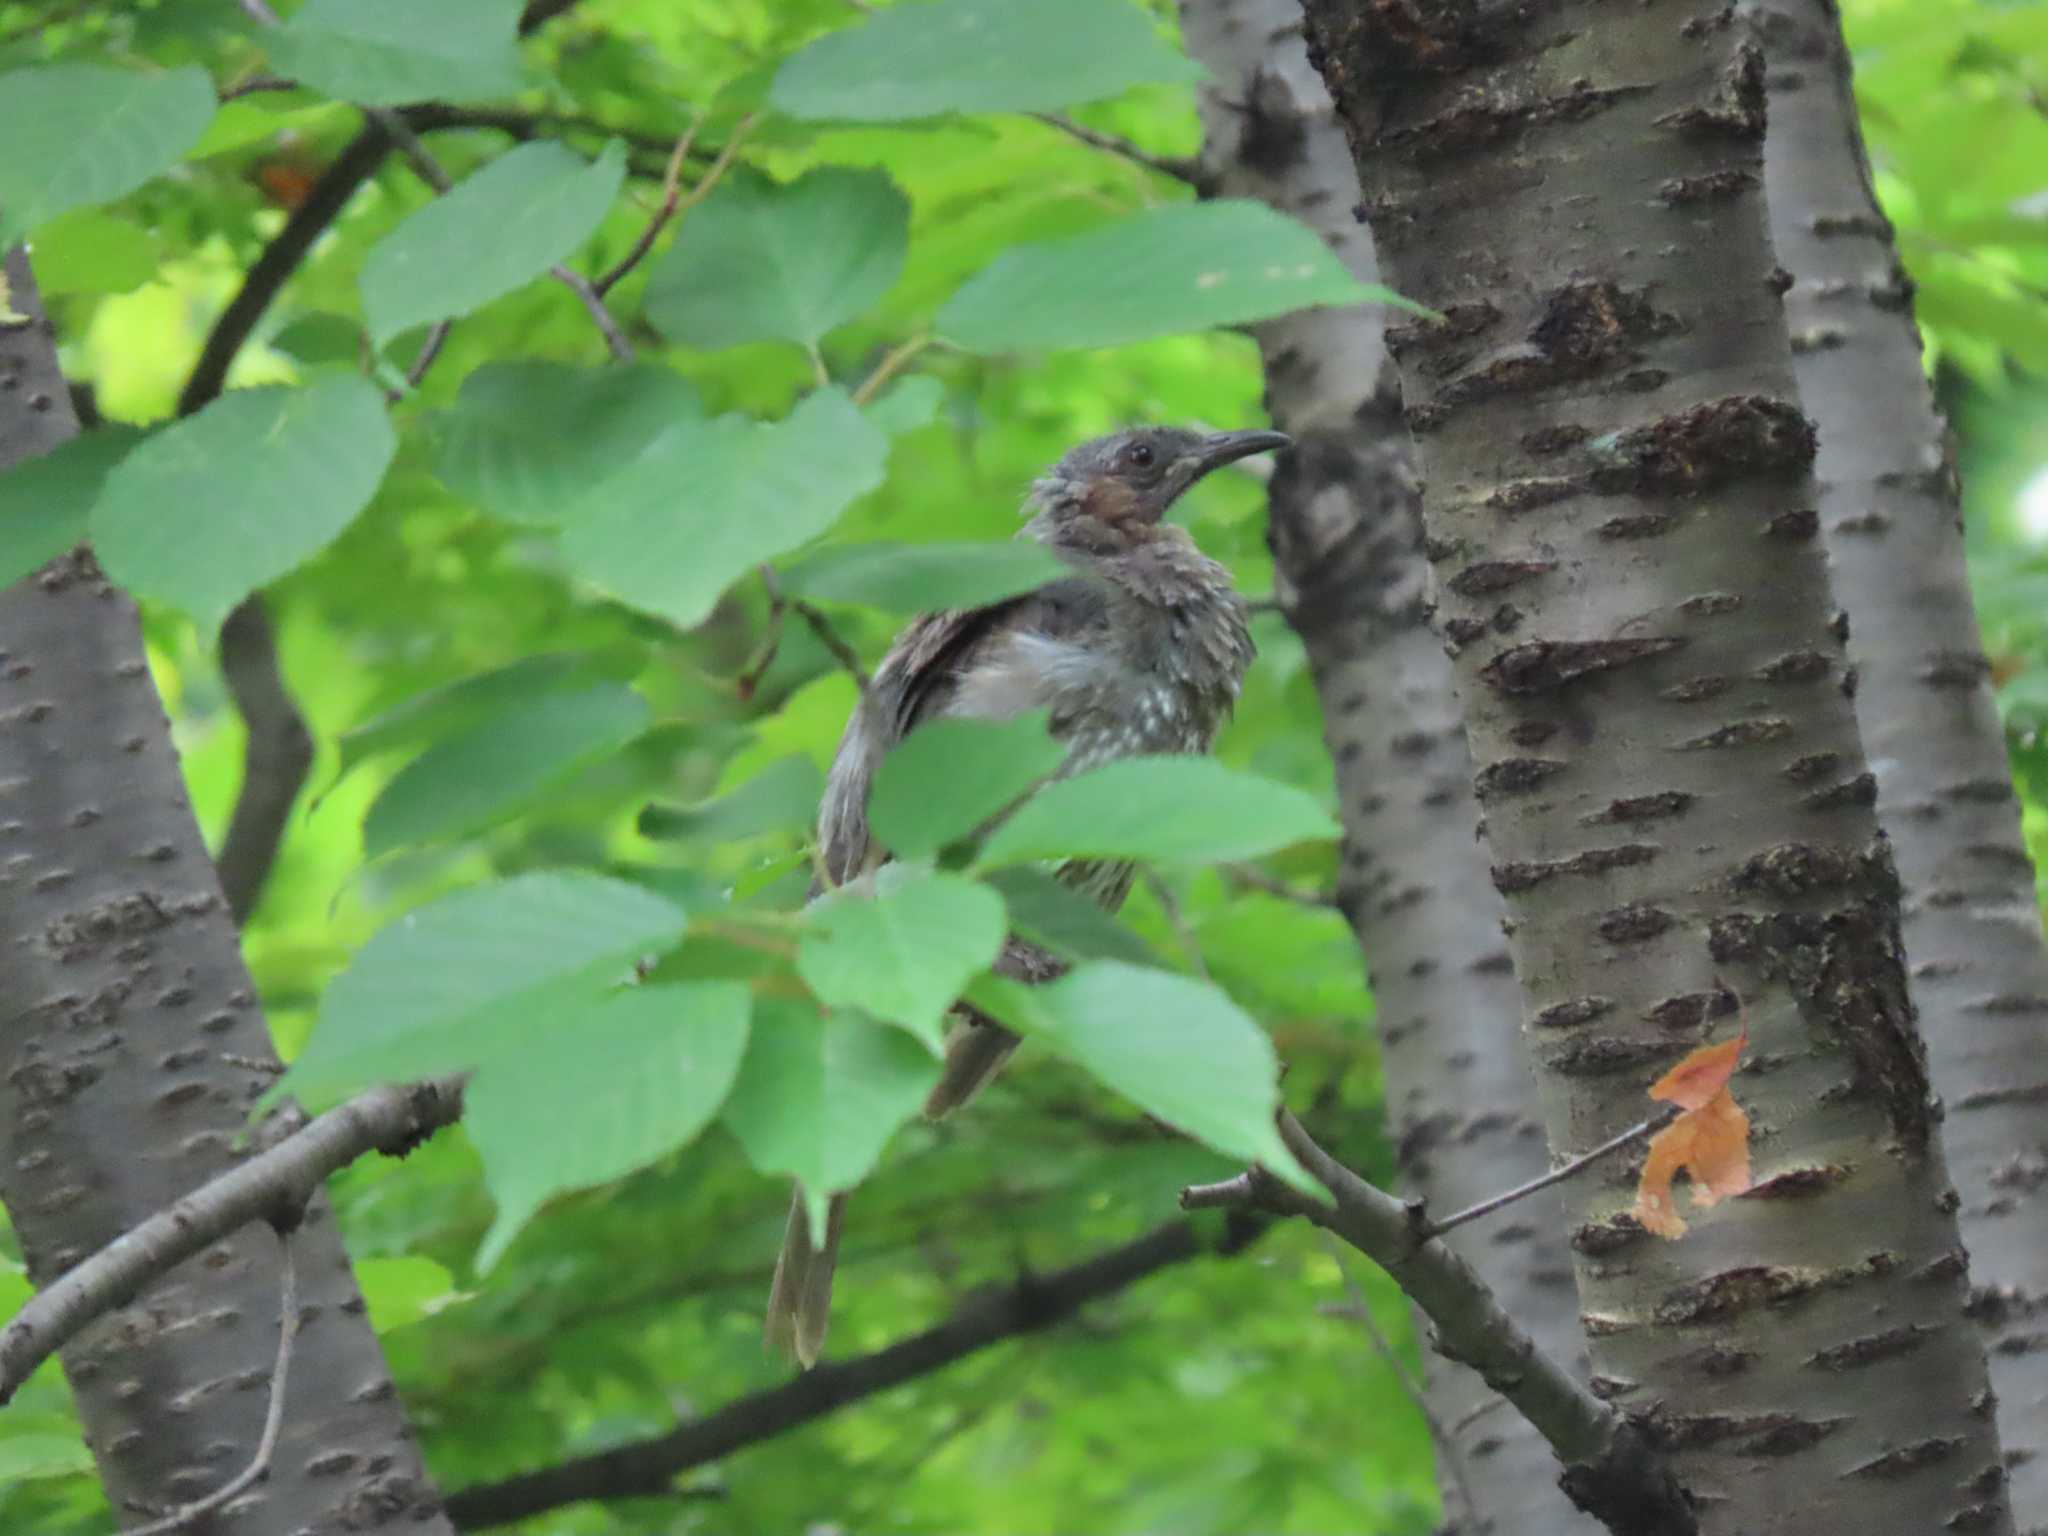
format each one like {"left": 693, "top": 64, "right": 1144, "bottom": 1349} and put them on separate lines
{"left": 285, "top": 873, "right": 688, "bottom": 1105}
{"left": 357, "top": 1256, "right": 462, "bottom": 1333}
{"left": 0, "top": 1433, "right": 93, "bottom": 1483}
{"left": 28, "top": 208, "right": 158, "bottom": 296}
{"left": 361, "top": 140, "right": 626, "bottom": 347}
{"left": 721, "top": 1000, "right": 938, "bottom": 1199}
{"left": 639, "top": 753, "right": 822, "bottom": 843}
{"left": 430, "top": 360, "right": 702, "bottom": 527}
{"left": 770, "top": 0, "right": 1202, "bottom": 122}
{"left": 0, "top": 64, "right": 215, "bottom": 243}
{"left": 862, "top": 375, "right": 944, "bottom": 436}
{"left": 0, "top": 426, "right": 143, "bottom": 590}
{"left": 644, "top": 167, "right": 909, "bottom": 350}
{"left": 557, "top": 387, "right": 888, "bottom": 628}
{"left": 798, "top": 868, "right": 1006, "bottom": 1051}
{"left": 941, "top": 201, "right": 1422, "bottom": 354}
{"left": 339, "top": 651, "right": 642, "bottom": 774}
{"left": 93, "top": 376, "right": 395, "bottom": 631}
{"left": 868, "top": 712, "right": 1065, "bottom": 860}
{"left": 270, "top": 311, "right": 364, "bottom": 366}
{"left": 973, "top": 963, "right": 1311, "bottom": 1190}
{"left": 779, "top": 539, "right": 1066, "bottom": 613}
{"left": 470, "top": 982, "right": 752, "bottom": 1270}
{"left": 263, "top": 0, "right": 526, "bottom": 108}
{"left": 982, "top": 866, "right": 1156, "bottom": 967}
{"left": 362, "top": 683, "right": 650, "bottom": 855}
{"left": 979, "top": 757, "right": 1337, "bottom": 868}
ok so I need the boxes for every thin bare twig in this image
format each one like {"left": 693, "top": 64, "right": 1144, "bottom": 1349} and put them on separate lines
{"left": 791, "top": 599, "right": 872, "bottom": 696}
{"left": 549, "top": 263, "right": 635, "bottom": 360}
{"left": 595, "top": 112, "right": 754, "bottom": 297}
{"left": 215, "top": 598, "right": 314, "bottom": 925}
{"left": 1027, "top": 112, "right": 1208, "bottom": 188}
{"left": 126, "top": 1231, "right": 300, "bottom": 1536}
{"left": 848, "top": 334, "right": 933, "bottom": 406}
{"left": 1419, "top": 1103, "right": 1681, "bottom": 1242}
{"left": 398, "top": 320, "right": 454, "bottom": 396}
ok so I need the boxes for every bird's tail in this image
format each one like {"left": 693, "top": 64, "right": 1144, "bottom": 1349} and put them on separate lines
{"left": 923, "top": 1017, "right": 1021, "bottom": 1119}
{"left": 764, "top": 1186, "right": 845, "bottom": 1369}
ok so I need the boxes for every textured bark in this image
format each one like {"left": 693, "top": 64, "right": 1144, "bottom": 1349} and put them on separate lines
{"left": 1299, "top": 7, "right": 2012, "bottom": 1533}
{"left": 1179, "top": 4, "right": 1596, "bottom": 1530}
{"left": 1752, "top": 2, "right": 2048, "bottom": 1515}
{"left": 0, "top": 250, "right": 452, "bottom": 1533}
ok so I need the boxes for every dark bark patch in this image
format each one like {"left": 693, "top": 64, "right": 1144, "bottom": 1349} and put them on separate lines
{"left": 1531, "top": 279, "right": 1684, "bottom": 367}
{"left": 1507, "top": 719, "right": 1558, "bottom": 746}
{"left": 1534, "top": 995, "right": 1615, "bottom": 1029}
{"left": 1301, "top": 0, "right": 1489, "bottom": 91}
{"left": 1522, "top": 422, "right": 1589, "bottom": 455}
{"left": 1654, "top": 39, "right": 1767, "bottom": 139}
{"left": 1846, "top": 1437, "right": 1965, "bottom": 1480}
{"left": 1811, "top": 211, "right": 1892, "bottom": 240}
{"left": 1480, "top": 636, "right": 1684, "bottom": 694}
{"left": 1571, "top": 1213, "right": 1643, "bottom": 1254}
{"left": 1233, "top": 66, "right": 1310, "bottom": 176}
{"left": 1657, "top": 168, "right": 1756, "bottom": 205}
{"left": 1687, "top": 1342, "right": 1756, "bottom": 1377}
{"left": 1442, "top": 615, "right": 1488, "bottom": 644}
{"left": 1448, "top": 558, "right": 1554, "bottom": 595}
{"left": 42, "top": 892, "right": 169, "bottom": 961}
{"left": 1645, "top": 1407, "right": 1842, "bottom": 1453}
{"left": 1483, "top": 478, "right": 1578, "bottom": 514}
{"left": 1385, "top": 300, "right": 1500, "bottom": 356}
{"left": 1654, "top": 1263, "right": 1836, "bottom": 1325}
{"left": 1584, "top": 790, "right": 1695, "bottom": 825}
{"left": 1680, "top": 717, "right": 1792, "bottom": 750}
{"left": 1805, "top": 1324, "right": 1933, "bottom": 1372}
{"left": 1830, "top": 509, "right": 1890, "bottom": 534}
{"left": 1767, "top": 506, "right": 1821, "bottom": 540}
{"left": 1644, "top": 987, "right": 1737, "bottom": 1030}
{"left": 1753, "top": 649, "right": 1832, "bottom": 683}
{"left": 1598, "top": 902, "right": 1676, "bottom": 944}
{"left": 1942, "top": 777, "right": 2014, "bottom": 805}
{"left": 1801, "top": 772, "right": 1878, "bottom": 811}
{"left": 1953, "top": 1080, "right": 2048, "bottom": 1110}
{"left": 1543, "top": 1034, "right": 1673, "bottom": 1076}
{"left": 1733, "top": 841, "right": 1870, "bottom": 898}
{"left": 1597, "top": 511, "right": 1678, "bottom": 539}
{"left": 1659, "top": 675, "right": 1729, "bottom": 703}
{"left": 1913, "top": 1248, "right": 1969, "bottom": 1285}
{"left": 1919, "top": 650, "right": 1992, "bottom": 689}
{"left": 1494, "top": 843, "right": 1658, "bottom": 893}
{"left": 1969, "top": 992, "right": 2048, "bottom": 1015}
{"left": 1789, "top": 326, "right": 1847, "bottom": 355}
{"left": 1679, "top": 590, "right": 1742, "bottom": 616}
{"left": 1783, "top": 751, "right": 1841, "bottom": 783}
{"left": 1388, "top": 79, "right": 1647, "bottom": 156}
{"left": 1742, "top": 1163, "right": 1854, "bottom": 1202}
{"left": 1474, "top": 756, "right": 1566, "bottom": 799}
{"left": 1589, "top": 396, "right": 1816, "bottom": 497}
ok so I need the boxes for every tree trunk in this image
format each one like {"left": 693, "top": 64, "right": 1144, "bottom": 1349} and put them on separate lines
{"left": 1181, "top": 4, "right": 1597, "bottom": 1530}
{"left": 1298, "top": 6, "right": 2013, "bottom": 1532}
{"left": 1752, "top": 1, "right": 2048, "bottom": 1515}
{"left": 0, "top": 250, "right": 452, "bottom": 1534}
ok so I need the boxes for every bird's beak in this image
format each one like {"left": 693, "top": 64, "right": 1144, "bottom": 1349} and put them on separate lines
{"left": 1189, "top": 429, "right": 1292, "bottom": 479}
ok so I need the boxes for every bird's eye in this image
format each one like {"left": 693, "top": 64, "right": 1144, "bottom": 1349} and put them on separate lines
{"left": 1125, "top": 442, "right": 1156, "bottom": 469}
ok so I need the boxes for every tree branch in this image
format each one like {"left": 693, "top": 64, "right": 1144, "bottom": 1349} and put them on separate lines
{"left": 214, "top": 597, "right": 314, "bottom": 925}
{"left": 444, "top": 1215, "right": 1262, "bottom": 1528}
{"left": 1027, "top": 113, "right": 1210, "bottom": 189}
{"left": 0, "top": 1077, "right": 463, "bottom": 1406}
{"left": 1184, "top": 1114, "right": 1697, "bottom": 1536}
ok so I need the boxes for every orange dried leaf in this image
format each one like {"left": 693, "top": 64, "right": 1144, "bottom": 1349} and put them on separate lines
{"left": 1633, "top": 1033, "right": 1752, "bottom": 1239}
{"left": 1647, "top": 1028, "right": 1745, "bottom": 1111}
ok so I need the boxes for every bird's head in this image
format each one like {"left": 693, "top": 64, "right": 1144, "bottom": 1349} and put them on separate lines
{"left": 1026, "top": 426, "right": 1291, "bottom": 549}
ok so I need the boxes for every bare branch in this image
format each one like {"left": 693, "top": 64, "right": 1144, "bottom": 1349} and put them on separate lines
{"left": 595, "top": 112, "right": 754, "bottom": 296}
{"left": 126, "top": 1230, "right": 300, "bottom": 1536}
{"left": 0, "top": 1078, "right": 463, "bottom": 1405}
{"left": 443, "top": 1216, "right": 1261, "bottom": 1528}
{"left": 397, "top": 319, "right": 455, "bottom": 396}
{"left": 215, "top": 598, "right": 314, "bottom": 925}
{"left": 1420, "top": 1104, "right": 1679, "bottom": 1243}
{"left": 549, "top": 263, "right": 635, "bottom": 360}
{"left": 1027, "top": 113, "right": 1209, "bottom": 188}
{"left": 848, "top": 334, "right": 934, "bottom": 407}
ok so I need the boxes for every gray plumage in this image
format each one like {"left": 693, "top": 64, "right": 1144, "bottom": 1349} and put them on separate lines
{"left": 765, "top": 425, "right": 1286, "bottom": 1367}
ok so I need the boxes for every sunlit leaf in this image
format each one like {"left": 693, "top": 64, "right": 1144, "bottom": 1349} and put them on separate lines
{"left": 93, "top": 376, "right": 395, "bottom": 630}
{"left": 940, "top": 201, "right": 1420, "bottom": 354}
{"left": 0, "top": 64, "right": 214, "bottom": 243}
{"left": 361, "top": 140, "right": 627, "bottom": 346}
{"left": 779, "top": 539, "right": 1066, "bottom": 613}
{"left": 27, "top": 208, "right": 158, "bottom": 296}
{"left": 357, "top": 1256, "right": 463, "bottom": 1333}
{"left": 263, "top": 0, "right": 526, "bottom": 108}
{"left": 644, "top": 167, "right": 909, "bottom": 350}
{"left": 770, "top": 0, "right": 1202, "bottom": 122}
{"left": 798, "top": 868, "right": 1006, "bottom": 1050}
{"left": 868, "top": 712, "right": 1065, "bottom": 860}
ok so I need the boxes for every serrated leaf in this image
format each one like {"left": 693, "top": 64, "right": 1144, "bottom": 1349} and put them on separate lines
{"left": 430, "top": 360, "right": 702, "bottom": 527}
{"left": 284, "top": 873, "right": 688, "bottom": 1106}
{"left": 779, "top": 539, "right": 1066, "bottom": 613}
{"left": 556, "top": 387, "right": 888, "bottom": 628}
{"left": 0, "top": 426, "right": 143, "bottom": 590}
{"left": 93, "top": 376, "right": 395, "bottom": 631}
{"left": 0, "top": 64, "right": 215, "bottom": 243}
{"left": 770, "top": 0, "right": 1202, "bottom": 122}
{"left": 639, "top": 753, "right": 822, "bottom": 844}
{"left": 862, "top": 375, "right": 944, "bottom": 436}
{"left": 263, "top": 0, "right": 526, "bottom": 108}
{"left": 973, "top": 963, "right": 1311, "bottom": 1190}
{"left": 357, "top": 1256, "right": 462, "bottom": 1333}
{"left": 982, "top": 866, "right": 1156, "bottom": 966}
{"left": 361, "top": 140, "right": 626, "bottom": 346}
{"left": 798, "top": 868, "right": 1006, "bottom": 1050}
{"left": 470, "top": 982, "right": 752, "bottom": 1269}
{"left": 868, "top": 712, "right": 1065, "bottom": 860}
{"left": 721, "top": 1001, "right": 938, "bottom": 1198}
{"left": 363, "top": 683, "right": 649, "bottom": 856}
{"left": 28, "top": 208, "right": 158, "bottom": 296}
{"left": 941, "top": 201, "right": 1423, "bottom": 354}
{"left": 978, "top": 757, "right": 1337, "bottom": 868}
{"left": 644, "top": 167, "right": 908, "bottom": 350}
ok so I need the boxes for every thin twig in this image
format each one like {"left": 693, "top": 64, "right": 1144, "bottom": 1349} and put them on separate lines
{"left": 126, "top": 1231, "right": 300, "bottom": 1536}
{"left": 215, "top": 598, "right": 314, "bottom": 925}
{"left": 549, "top": 263, "right": 635, "bottom": 361}
{"left": 1027, "top": 112, "right": 1207, "bottom": 188}
{"left": 804, "top": 342, "right": 831, "bottom": 389}
{"left": 595, "top": 111, "right": 754, "bottom": 297}
{"left": 849, "top": 334, "right": 933, "bottom": 407}
{"left": 1319, "top": 1235, "right": 1480, "bottom": 1534}
{"left": 791, "top": 600, "right": 872, "bottom": 696}
{"left": 400, "top": 320, "right": 454, "bottom": 394}
{"left": 1419, "top": 1104, "right": 1681, "bottom": 1242}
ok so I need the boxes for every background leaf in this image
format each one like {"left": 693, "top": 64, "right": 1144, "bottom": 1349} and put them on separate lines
{"left": 779, "top": 539, "right": 1067, "bottom": 613}
{"left": 0, "top": 64, "right": 214, "bottom": 242}
{"left": 263, "top": 0, "right": 527, "bottom": 108}
{"left": 0, "top": 427, "right": 143, "bottom": 589}
{"left": 940, "top": 201, "right": 1409, "bottom": 353}
{"left": 770, "top": 0, "right": 1202, "bottom": 121}
{"left": 982, "top": 866, "right": 1158, "bottom": 967}
{"left": 92, "top": 376, "right": 395, "bottom": 630}
{"left": 798, "top": 868, "right": 1006, "bottom": 1050}
{"left": 644, "top": 167, "right": 909, "bottom": 350}
{"left": 361, "top": 141, "right": 627, "bottom": 346}
{"left": 868, "top": 712, "right": 1066, "bottom": 860}
{"left": 639, "top": 753, "right": 823, "bottom": 844}
{"left": 357, "top": 1256, "right": 463, "bottom": 1333}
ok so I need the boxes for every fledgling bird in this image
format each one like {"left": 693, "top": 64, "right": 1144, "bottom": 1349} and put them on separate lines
{"left": 764, "top": 424, "right": 1289, "bottom": 1367}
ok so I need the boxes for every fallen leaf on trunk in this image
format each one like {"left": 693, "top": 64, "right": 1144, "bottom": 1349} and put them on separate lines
{"left": 1633, "top": 1030, "right": 1750, "bottom": 1238}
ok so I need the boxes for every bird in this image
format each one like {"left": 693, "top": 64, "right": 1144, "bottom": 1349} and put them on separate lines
{"left": 764, "top": 424, "right": 1290, "bottom": 1367}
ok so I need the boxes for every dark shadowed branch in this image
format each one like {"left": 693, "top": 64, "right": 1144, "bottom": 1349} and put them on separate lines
{"left": 444, "top": 1215, "right": 1262, "bottom": 1529}
{"left": 215, "top": 598, "right": 315, "bottom": 924}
